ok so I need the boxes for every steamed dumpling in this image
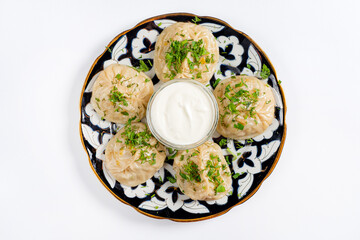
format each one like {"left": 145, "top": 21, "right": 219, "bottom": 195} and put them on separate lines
{"left": 173, "top": 141, "right": 232, "bottom": 200}
{"left": 90, "top": 64, "right": 154, "bottom": 124}
{"left": 214, "top": 75, "right": 275, "bottom": 139}
{"left": 154, "top": 22, "right": 219, "bottom": 84}
{"left": 105, "top": 122, "right": 166, "bottom": 187}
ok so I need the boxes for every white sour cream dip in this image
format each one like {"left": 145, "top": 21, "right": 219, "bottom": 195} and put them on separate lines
{"left": 149, "top": 81, "right": 216, "bottom": 146}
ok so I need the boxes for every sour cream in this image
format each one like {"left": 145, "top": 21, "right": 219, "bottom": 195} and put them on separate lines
{"left": 147, "top": 80, "right": 218, "bottom": 149}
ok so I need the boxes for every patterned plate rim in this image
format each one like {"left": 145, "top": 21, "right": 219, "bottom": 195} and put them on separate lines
{"left": 78, "top": 12, "right": 287, "bottom": 222}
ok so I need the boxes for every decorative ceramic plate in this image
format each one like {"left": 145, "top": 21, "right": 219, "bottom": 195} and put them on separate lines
{"left": 79, "top": 13, "right": 287, "bottom": 222}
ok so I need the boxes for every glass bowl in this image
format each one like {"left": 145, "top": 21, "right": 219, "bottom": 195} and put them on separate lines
{"left": 146, "top": 79, "right": 219, "bottom": 150}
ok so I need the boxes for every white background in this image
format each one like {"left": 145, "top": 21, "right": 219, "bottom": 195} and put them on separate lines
{"left": 1, "top": 0, "right": 359, "bottom": 239}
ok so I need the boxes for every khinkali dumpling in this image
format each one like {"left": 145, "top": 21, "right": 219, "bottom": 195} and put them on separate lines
{"left": 173, "top": 141, "right": 232, "bottom": 200}
{"left": 154, "top": 22, "right": 219, "bottom": 84}
{"left": 214, "top": 75, "right": 275, "bottom": 139}
{"left": 105, "top": 122, "right": 166, "bottom": 187}
{"left": 91, "top": 64, "right": 153, "bottom": 124}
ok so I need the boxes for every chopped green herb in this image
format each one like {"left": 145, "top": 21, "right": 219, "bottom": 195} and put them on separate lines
{"left": 215, "top": 184, "right": 225, "bottom": 193}
{"left": 233, "top": 173, "right": 240, "bottom": 179}
{"left": 95, "top": 98, "right": 100, "bottom": 102}
{"left": 192, "top": 16, "right": 201, "bottom": 24}
{"left": 181, "top": 161, "right": 201, "bottom": 182}
{"left": 120, "top": 117, "right": 158, "bottom": 166}
{"left": 157, "top": 22, "right": 162, "bottom": 27}
{"left": 213, "top": 78, "right": 221, "bottom": 88}
{"left": 227, "top": 148, "right": 236, "bottom": 158}
{"left": 179, "top": 171, "right": 188, "bottom": 180}
{"left": 168, "top": 148, "right": 174, "bottom": 155}
{"left": 136, "top": 60, "right": 150, "bottom": 72}
{"left": 145, "top": 79, "right": 150, "bottom": 83}
{"left": 105, "top": 46, "right": 112, "bottom": 53}
{"left": 225, "top": 156, "right": 231, "bottom": 165}
{"left": 109, "top": 86, "right": 128, "bottom": 109}
{"left": 115, "top": 73, "right": 121, "bottom": 80}
{"left": 228, "top": 102, "right": 238, "bottom": 114}
{"left": 234, "top": 122, "right": 244, "bottom": 130}
{"left": 278, "top": 80, "right": 282, "bottom": 84}
{"left": 167, "top": 176, "right": 176, "bottom": 183}
{"left": 121, "top": 111, "right": 129, "bottom": 116}
{"left": 165, "top": 39, "right": 209, "bottom": 80}
{"left": 247, "top": 64, "right": 251, "bottom": 69}
{"left": 219, "top": 138, "right": 227, "bottom": 147}
{"left": 260, "top": 64, "right": 270, "bottom": 79}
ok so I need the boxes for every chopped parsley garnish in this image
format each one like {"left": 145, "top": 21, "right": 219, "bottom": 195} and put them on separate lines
{"left": 115, "top": 73, "right": 121, "bottom": 80}
{"left": 219, "top": 138, "right": 227, "bottom": 147}
{"left": 121, "top": 111, "right": 129, "bottom": 116}
{"left": 215, "top": 184, "right": 225, "bottom": 193}
{"left": 260, "top": 64, "right": 270, "bottom": 79}
{"left": 225, "top": 155, "right": 231, "bottom": 165}
{"left": 105, "top": 46, "right": 112, "bottom": 53}
{"left": 120, "top": 117, "right": 157, "bottom": 165}
{"left": 220, "top": 79, "right": 260, "bottom": 129}
{"left": 136, "top": 60, "right": 150, "bottom": 72}
{"left": 234, "top": 122, "right": 244, "bottom": 130}
{"left": 247, "top": 64, "right": 251, "bottom": 69}
{"left": 191, "top": 16, "right": 201, "bottom": 24}
{"left": 227, "top": 148, "right": 236, "bottom": 158}
{"left": 233, "top": 173, "right": 240, "bottom": 179}
{"left": 246, "top": 138, "right": 254, "bottom": 144}
{"left": 167, "top": 176, "right": 176, "bottom": 183}
{"left": 278, "top": 80, "right": 282, "bottom": 84}
{"left": 207, "top": 154, "right": 226, "bottom": 195}
{"left": 213, "top": 78, "right": 221, "bottom": 88}
{"left": 145, "top": 79, "right": 150, "bottom": 83}
{"left": 165, "top": 39, "right": 210, "bottom": 80}
{"left": 109, "top": 86, "right": 128, "bottom": 109}
{"left": 157, "top": 22, "right": 162, "bottom": 27}
{"left": 180, "top": 161, "right": 201, "bottom": 182}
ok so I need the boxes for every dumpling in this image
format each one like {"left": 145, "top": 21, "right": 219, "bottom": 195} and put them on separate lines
{"left": 214, "top": 75, "right": 275, "bottom": 139}
{"left": 104, "top": 121, "right": 166, "bottom": 187}
{"left": 90, "top": 64, "right": 154, "bottom": 124}
{"left": 154, "top": 22, "right": 219, "bottom": 84}
{"left": 173, "top": 141, "right": 232, "bottom": 200}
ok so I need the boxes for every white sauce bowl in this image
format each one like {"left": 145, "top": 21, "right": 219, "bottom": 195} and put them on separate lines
{"left": 146, "top": 79, "right": 219, "bottom": 150}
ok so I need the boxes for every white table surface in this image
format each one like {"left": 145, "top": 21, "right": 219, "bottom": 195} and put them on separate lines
{"left": 1, "top": 0, "right": 359, "bottom": 239}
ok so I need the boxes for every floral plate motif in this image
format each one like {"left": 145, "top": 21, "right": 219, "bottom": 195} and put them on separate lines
{"left": 79, "top": 13, "right": 287, "bottom": 222}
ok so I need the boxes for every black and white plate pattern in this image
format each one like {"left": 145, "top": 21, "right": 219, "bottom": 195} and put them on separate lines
{"left": 80, "top": 13, "right": 286, "bottom": 221}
